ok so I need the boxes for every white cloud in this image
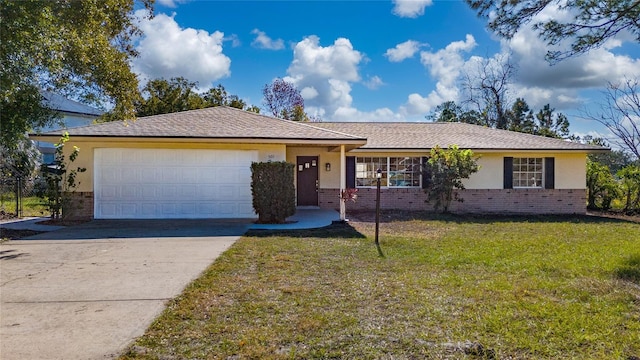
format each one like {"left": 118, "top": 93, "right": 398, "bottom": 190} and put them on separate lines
{"left": 332, "top": 106, "right": 404, "bottom": 122}
{"left": 251, "top": 29, "right": 285, "bottom": 50}
{"left": 285, "top": 36, "right": 363, "bottom": 118}
{"left": 501, "top": 3, "right": 640, "bottom": 110}
{"left": 400, "top": 34, "right": 477, "bottom": 116}
{"left": 392, "top": 0, "right": 433, "bottom": 18}
{"left": 385, "top": 40, "right": 422, "bottom": 62}
{"left": 300, "top": 86, "right": 319, "bottom": 99}
{"left": 363, "top": 75, "right": 384, "bottom": 90}
{"left": 225, "top": 34, "right": 242, "bottom": 48}
{"left": 421, "top": 34, "right": 476, "bottom": 86}
{"left": 156, "top": 0, "right": 188, "bottom": 8}
{"left": 132, "top": 11, "right": 230, "bottom": 87}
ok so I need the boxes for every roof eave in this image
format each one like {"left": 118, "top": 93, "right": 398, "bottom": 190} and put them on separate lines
{"left": 28, "top": 134, "right": 368, "bottom": 146}
{"left": 352, "top": 147, "right": 609, "bottom": 153}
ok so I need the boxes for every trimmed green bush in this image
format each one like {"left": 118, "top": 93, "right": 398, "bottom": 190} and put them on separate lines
{"left": 251, "top": 161, "right": 295, "bottom": 223}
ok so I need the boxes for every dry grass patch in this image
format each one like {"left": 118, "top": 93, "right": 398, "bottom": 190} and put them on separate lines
{"left": 122, "top": 213, "right": 640, "bottom": 360}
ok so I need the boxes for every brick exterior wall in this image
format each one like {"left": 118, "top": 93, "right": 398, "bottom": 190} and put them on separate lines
{"left": 68, "top": 188, "right": 586, "bottom": 219}
{"left": 319, "top": 188, "right": 586, "bottom": 215}
{"left": 63, "top": 192, "right": 94, "bottom": 220}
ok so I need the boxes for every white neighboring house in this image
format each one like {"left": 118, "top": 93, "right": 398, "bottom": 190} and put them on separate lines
{"left": 34, "top": 91, "right": 104, "bottom": 164}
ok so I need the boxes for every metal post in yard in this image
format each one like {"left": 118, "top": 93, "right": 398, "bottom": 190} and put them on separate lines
{"left": 375, "top": 168, "right": 384, "bottom": 257}
{"left": 15, "top": 178, "right": 19, "bottom": 217}
{"left": 17, "top": 177, "right": 23, "bottom": 218}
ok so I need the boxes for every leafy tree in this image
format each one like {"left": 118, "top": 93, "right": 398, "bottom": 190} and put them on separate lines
{"left": 466, "top": 0, "right": 640, "bottom": 62}
{"left": 427, "top": 101, "right": 486, "bottom": 126}
{"left": 586, "top": 159, "right": 619, "bottom": 210}
{"left": 617, "top": 165, "right": 640, "bottom": 213}
{"left": 1, "top": 0, "right": 152, "bottom": 145}
{"left": 135, "top": 77, "right": 207, "bottom": 117}
{"left": 202, "top": 84, "right": 231, "bottom": 107}
{"left": 0, "top": 139, "right": 41, "bottom": 181}
{"left": 202, "top": 84, "right": 250, "bottom": 110}
{"left": 506, "top": 98, "right": 536, "bottom": 134}
{"left": 429, "top": 99, "right": 571, "bottom": 138}
{"left": 577, "top": 136, "right": 633, "bottom": 174}
{"left": 423, "top": 145, "right": 480, "bottom": 213}
{"left": 534, "top": 104, "right": 570, "bottom": 138}
{"left": 262, "top": 78, "right": 308, "bottom": 121}
{"left": 131, "top": 78, "right": 259, "bottom": 117}
{"left": 226, "top": 95, "right": 247, "bottom": 110}
{"left": 38, "top": 133, "right": 86, "bottom": 219}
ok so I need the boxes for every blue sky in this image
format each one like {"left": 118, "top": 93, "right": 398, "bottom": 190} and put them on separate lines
{"left": 131, "top": 0, "right": 640, "bottom": 139}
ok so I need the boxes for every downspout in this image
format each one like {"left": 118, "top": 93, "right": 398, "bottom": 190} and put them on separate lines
{"left": 340, "top": 144, "right": 346, "bottom": 221}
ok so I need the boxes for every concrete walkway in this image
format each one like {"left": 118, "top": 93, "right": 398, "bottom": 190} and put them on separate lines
{"left": 250, "top": 208, "right": 340, "bottom": 230}
{"left": 1, "top": 208, "right": 340, "bottom": 233}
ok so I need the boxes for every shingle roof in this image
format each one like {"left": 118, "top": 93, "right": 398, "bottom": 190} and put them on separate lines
{"left": 36, "top": 106, "right": 364, "bottom": 142}
{"left": 42, "top": 91, "right": 104, "bottom": 116}
{"left": 33, "top": 106, "right": 607, "bottom": 152}
{"left": 311, "top": 122, "right": 607, "bottom": 151}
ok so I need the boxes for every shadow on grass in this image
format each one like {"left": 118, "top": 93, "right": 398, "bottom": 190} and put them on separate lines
{"left": 349, "top": 210, "right": 637, "bottom": 225}
{"left": 246, "top": 221, "right": 367, "bottom": 239}
{"left": 615, "top": 254, "right": 640, "bottom": 284}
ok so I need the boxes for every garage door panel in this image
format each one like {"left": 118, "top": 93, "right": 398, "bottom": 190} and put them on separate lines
{"left": 180, "top": 168, "right": 199, "bottom": 182}
{"left": 95, "top": 148, "right": 257, "bottom": 219}
{"left": 121, "top": 203, "right": 137, "bottom": 216}
{"left": 141, "top": 186, "right": 156, "bottom": 200}
{"left": 121, "top": 185, "right": 139, "bottom": 200}
{"left": 140, "top": 203, "right": 157, "bottom": 217}
{"left": 162, "top": 185, "right": 179, "bottom": 200}
{"left": 98, "top": 203, "right": 118, "bottom": 217}
{"left": 140, "top": 168, "right": 158, "bottom": 183}
{"left": 238, "top": 202, "right": 254, "bottom": 216}
{"left": 100, "top": 185, "right": 119, "bottom": 200}
{"left": 160, "top": 168, "right": 179, "bottom": 182}
{"left": 180, "top": 186, "right": 197, "bottom": 198}
{"left": 217, "top": 168, "right": 241, "bottom": 183}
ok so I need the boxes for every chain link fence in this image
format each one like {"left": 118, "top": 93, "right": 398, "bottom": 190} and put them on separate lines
{"left": 0, "top": 177, "right": 48, "bottom": 219}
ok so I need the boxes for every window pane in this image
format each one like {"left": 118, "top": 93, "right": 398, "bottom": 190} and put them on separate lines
{"left": 357, "top": 157, "right": 421, "bottom": 187}
{"left": 512, "top": 157, "right": 543, "bottom": 188}
{"left": 389, "top": 157, "right": 420, "bottom": 187}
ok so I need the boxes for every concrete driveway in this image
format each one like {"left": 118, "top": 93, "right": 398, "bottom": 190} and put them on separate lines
{"left": 0, "top": 219, "right": 249, "bottom": 360}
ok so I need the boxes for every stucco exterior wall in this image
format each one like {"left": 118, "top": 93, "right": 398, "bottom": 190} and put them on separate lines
{"left": 554, "top": 153, "right": 587, "bottom": 189}
{"left": 463, "top": 152, "right": 586, "bottom": 190}
{"left": 63, "top": 140, "right": 286, "bottom": 192}
{"left": 283, "top": 148, "right": 588, "bottom": 194}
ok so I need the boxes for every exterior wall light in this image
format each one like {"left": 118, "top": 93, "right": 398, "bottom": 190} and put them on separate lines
{"left": 325, "top": 162, "right": 331, "bottom": 171}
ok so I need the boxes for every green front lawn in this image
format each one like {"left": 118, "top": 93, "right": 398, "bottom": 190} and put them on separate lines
{"left": 122, "top": 213, "right": 640, "bottom": 359}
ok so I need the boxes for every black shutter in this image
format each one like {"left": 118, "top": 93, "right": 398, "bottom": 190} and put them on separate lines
{"left": 421, "top": 156, "right": 430, "bottom": 189}
{"left": 545, "top": 157, "right": 555, "bottom": 189}
{"left": 504, "top": 157, "right": 513, "bottom": 189}
{"left": 346, "top": 156, "right": 356, "bottom": 188}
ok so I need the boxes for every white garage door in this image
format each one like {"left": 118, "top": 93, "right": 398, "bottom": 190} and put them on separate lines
{"left": 94, "top": 148, "right": 257, "bottom": 219}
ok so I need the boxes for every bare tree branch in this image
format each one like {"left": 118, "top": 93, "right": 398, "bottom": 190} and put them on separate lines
{"left": 582, "top": 77, "right": 640, "bottom": 160}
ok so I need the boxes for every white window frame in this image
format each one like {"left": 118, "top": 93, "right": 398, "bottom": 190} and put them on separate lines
{"left": 355, "top": 156, "right": 421, "bottom": 188}
{"left": 512, "top": 157, "right": 544, "bottom": 188}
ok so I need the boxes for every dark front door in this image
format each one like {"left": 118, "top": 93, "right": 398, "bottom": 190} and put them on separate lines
{"left": 296, "top": 156, "right": 319, "bottom": 206}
